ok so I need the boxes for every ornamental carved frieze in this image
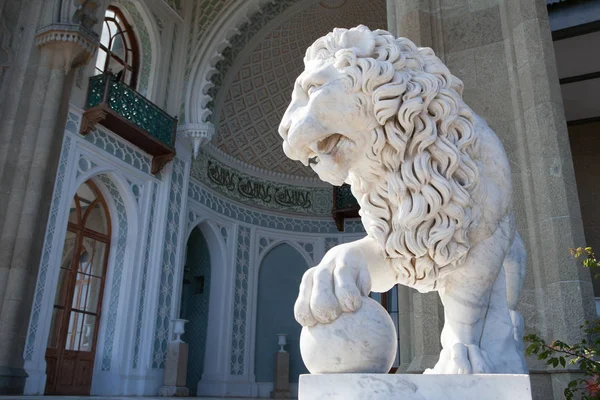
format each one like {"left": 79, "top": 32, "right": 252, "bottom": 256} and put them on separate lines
{"left": 206, "top": 159, "right": 314, "bottom": 211}
{"left": 35, "top": 23, "right": 99, "bottom": 71}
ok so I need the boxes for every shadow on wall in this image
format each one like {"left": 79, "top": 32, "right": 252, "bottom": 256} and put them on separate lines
{"left": 255, "top": 243, "right": 309, "bottom": 383}
{"left": 180, "top": 227, "right": 212, "bottom": 395}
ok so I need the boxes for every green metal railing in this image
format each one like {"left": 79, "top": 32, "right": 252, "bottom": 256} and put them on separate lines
{"left": 86, "top": 73, "right": 176, "bottom": 148}
{"left": 335, "top": 184, "right": 359, "bottom": 209}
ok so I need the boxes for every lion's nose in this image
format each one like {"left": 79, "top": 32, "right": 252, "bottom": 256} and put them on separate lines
{"left": 283, "top": 141, "right": 310, "bottom": 166}
{"left": 279, "top": 116, "right": 291, "bottom": 140}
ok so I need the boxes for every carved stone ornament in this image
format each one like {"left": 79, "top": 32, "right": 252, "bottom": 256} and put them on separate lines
{"left": 35, "top": 23, "right": 100, "bottom": 71}
{"left": 279, "top": 25, "right": 528, "bottom": 375}
{"left": 177, "top": 122, "right": 216, "bottom": 159}
{"left": 79, "top": 108, "right": 107, "bottom": 135}
{"left": 72, "top": 0, "right": 101, "bottom": 31}
{"left": 152, "top": 153, "right": 176, "bottom": 175}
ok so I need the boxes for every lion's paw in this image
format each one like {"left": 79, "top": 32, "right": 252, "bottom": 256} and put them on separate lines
{"left": 428, "top": 343, "right": 492, "bottom": 374}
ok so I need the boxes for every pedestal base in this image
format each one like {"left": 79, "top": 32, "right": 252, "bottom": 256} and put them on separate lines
{"left": 299, "top": 374, "right": 532, "bottom": 400}
{"left": 159, "top": 385, "right": 189, "bottom": 397}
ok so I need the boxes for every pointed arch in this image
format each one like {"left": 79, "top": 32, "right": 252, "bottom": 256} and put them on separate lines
{"left": 181, "top": 219, "right": 232, "bottom": 393}
{"left": 257, "top": 238, "right": 313, "bottom": 268}
{"left": 253, "top": 243, "right": 308, "bottom": 393}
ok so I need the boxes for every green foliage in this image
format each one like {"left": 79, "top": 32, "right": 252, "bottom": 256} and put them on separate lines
{"left": 524, "top": 247, "right": 600, "bottom": 399}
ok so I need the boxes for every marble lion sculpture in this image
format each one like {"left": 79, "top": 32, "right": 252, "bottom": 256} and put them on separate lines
{"left": 279, "top": 25, "right": 528, "bottom": 374}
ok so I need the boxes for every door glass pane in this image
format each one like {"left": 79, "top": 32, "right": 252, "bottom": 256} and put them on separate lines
{"left": 65, "top": 311, "right": 85, "bottom": 351}
{"left": 47, "top": 308, "right": 64, "bottom": 348}
{"left": 84, "top": 202, "right": 108, "bottom": 235}
{"left": 111, "top": 33, "right": 126, "bottom": 60}
{"left": 108, "top": 56, "right": 125, "bottom": 75}
{"left": 72, "top": 273, "right": 90, "bottom": 312}
{"left": 88, "top": 240, "right": 107, "bottom": 278}
{"left": 83, "top": 276, "right": 102, "bottom": 314}
{"left": 76, "top": 183, "right": 96, "bottom": 213}
{"left": 95, "top": 48, "right": 107, "bottom": 72}
{"left": 54, "top": 269, "right": 70, "bottom": 307}
{"left": 80, "top": 315, "right": 97, "bottom": 352}
{"left": 124, "top": 69, "right": 132, "bottom": 86}
{"left": 68, "top": 198, "right": 79, "bottom": 225}
{"left": 106, "top": 21, "right": 118, "bottom": 42}
{"left": 54, "top": 231, "right": 77, "bottom": 307}
{"left": 100, "top": 21, "right": 111, "bottom": 46}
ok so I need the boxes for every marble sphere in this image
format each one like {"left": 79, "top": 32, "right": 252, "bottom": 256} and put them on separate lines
{"left": 300, "top": 296, "right": 397, "bottom": 374}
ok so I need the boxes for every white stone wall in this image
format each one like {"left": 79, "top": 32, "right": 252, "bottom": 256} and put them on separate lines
{"left": 22, "top": 107, "right": 191, "bottom": 396}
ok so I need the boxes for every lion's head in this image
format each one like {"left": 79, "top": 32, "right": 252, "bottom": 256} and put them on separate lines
{"left": 279, "top": 26, "right": 481, "bottom": 290}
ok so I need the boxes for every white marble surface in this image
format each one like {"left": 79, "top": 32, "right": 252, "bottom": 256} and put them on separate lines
{"left": 300, "top": 297, "right": 396, "bottom": 374}
{"left": 279, "top": 25, "right": 528, "bottom": 374}
{"left": 299, "top": 374, "right": 532, "bottom": 400}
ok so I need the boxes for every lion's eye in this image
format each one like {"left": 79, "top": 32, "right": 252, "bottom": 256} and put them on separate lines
{"left": 307, "top": 84, "right": 319, "bottom": 96}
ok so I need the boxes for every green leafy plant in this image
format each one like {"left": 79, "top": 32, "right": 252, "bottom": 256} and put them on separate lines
{"left": 525, "top": 247, "right": 600, "bottom": 400}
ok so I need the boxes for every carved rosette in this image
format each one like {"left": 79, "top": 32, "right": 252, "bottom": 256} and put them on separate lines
{"left": 177, "top": 122, "right": 216, "bottom": 159}
{"left": 35, "top": 23, "right": 100, "bottom": 72}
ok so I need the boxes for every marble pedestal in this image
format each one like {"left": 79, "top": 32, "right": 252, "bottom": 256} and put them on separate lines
{"left": 159, "top": 341, "right": 189, "bottom": 397}
{"left": 299, "top": 374, "right": 532, "bottom": 400}
{"left": 271, "top": 352, "right": 291, "bottom": 398}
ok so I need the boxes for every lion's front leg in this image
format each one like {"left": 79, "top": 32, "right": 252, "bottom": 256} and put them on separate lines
{"left": 427, "top": 219, "right": 513, "bottom": 374}
{"left": 294, "top": 236, "right": 395, "bottom": 327}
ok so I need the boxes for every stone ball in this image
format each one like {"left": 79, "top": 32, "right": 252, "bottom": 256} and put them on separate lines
{"left": 300, "top": 296, "right": 397, "bottom": 374}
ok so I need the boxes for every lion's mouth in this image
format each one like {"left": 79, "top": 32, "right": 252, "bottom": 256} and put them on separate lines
{"left": 307, "top": 133, "right": 346, "bottom": 165}
{"left": 317, "top": 133, "right": 343, "bottom": 154}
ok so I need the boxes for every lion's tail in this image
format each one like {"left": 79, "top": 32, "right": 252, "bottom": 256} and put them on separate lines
{"left": 503, "top": 232, "right": 527, "bottom": 349}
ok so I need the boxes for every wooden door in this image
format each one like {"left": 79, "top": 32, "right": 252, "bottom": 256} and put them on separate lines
{"left": 45, "top": 181, "right": 111, "bottom": 395}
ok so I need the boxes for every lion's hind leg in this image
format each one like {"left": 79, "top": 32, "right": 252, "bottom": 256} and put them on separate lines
{"left": 430, "top": 222, "right": 510, "bottom": 374}
{"left": 504, "top": 232, "right": 527, "bottom": 350}
{"left": 479, "top": 233, "right": 528, "bottom": 373}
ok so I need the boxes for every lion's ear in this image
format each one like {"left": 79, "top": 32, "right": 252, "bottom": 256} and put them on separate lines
{"left": 340, "top": 26, "right": 376, "bottom": 57}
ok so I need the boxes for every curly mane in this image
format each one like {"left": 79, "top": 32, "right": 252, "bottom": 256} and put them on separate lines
{"left": 306, "top": 26, "right": 481, "bottom": 291}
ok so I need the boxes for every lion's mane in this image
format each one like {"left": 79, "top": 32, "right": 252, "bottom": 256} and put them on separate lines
{"left": 306, "top": 26, "right": 481, "bottom": 291}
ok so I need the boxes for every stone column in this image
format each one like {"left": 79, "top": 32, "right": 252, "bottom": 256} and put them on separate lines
{"left": 0, "top": 23, "right": 98, "bottom": 394}
{"left": 395, "top": 285, "right": 412, "bottom": 372}
{"left": 386, "top": 0, "right": 596, "bottom": 396}
{"left": 406, "top": 292, "right": 443, "bottom": 373}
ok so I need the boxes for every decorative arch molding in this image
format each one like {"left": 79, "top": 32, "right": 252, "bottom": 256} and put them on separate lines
{"left": 186, "top": 178, "right": 369, "bottom": 397}
{"left": 23, "top": 106, "right": 168, "bottom": 395}
{"left": 182, "top": 219, "right": 233, "bottom": 388}
{"left": 247, "top": 237, "right": 311, "bottom": 397}
{"left": 183, "top": 0, "right": 310, "bottom": 130}
{"left": 256, "top": 235, "right": 315, "bottom": 268}
{"left": 22, "top": 169, "right": 141, "bottom": 393}
{"left": 183, "top": 0, "right": 266, "bottom": 124}
{"left": 90, "top": 172, "right": 139, "bottom": 372}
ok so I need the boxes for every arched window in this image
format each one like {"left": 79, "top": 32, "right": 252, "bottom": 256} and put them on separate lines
{"left": 94, "top": 6, "right": 139, "bottom": 88}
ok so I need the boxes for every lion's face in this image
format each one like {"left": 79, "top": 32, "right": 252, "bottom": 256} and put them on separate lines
{"left": 279, "top": 59, "right": 379, "bottom": 186}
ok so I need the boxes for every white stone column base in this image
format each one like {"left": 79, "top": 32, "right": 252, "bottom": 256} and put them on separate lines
{"left": 299, "top": 374, "right": 532, "bottom": 400}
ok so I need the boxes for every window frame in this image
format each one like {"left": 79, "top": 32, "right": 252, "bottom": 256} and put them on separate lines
{"left": 95, "top": 6, "right": 140, "bottom": 88}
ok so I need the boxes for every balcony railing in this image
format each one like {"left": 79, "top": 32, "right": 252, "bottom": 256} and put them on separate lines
{"left": 332, "top": 184, "right": 360, "bottom": 231}
{"left": 80, "top": 73, "right": 177, "bottom": 174}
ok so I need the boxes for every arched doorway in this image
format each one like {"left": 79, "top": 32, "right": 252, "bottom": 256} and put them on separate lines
{"left": 45, "top": 180, "right": 111, "bottom": 395}
{"left": 255, "top": 243, "right": 309, "bottom": 390}
{"left": 180, "top": 227, "right": 212, "bottom": 395}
